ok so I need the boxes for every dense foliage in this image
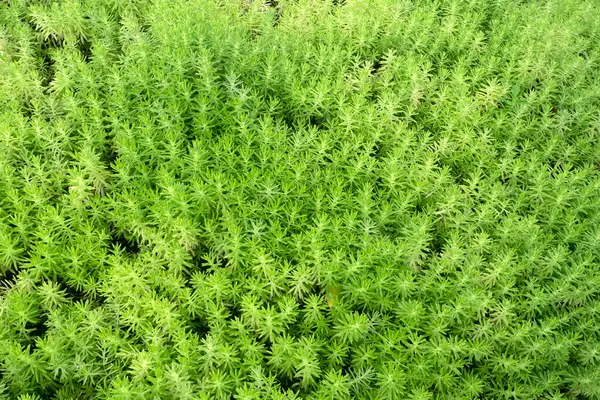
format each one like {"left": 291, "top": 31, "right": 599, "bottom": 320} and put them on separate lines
{"left": 2, "top": 0, "right": 600, "bottom": 398}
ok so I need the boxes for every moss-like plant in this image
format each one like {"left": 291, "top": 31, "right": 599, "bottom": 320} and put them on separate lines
{"left": 2, "top": 0, "right": 600, "bottom": 398}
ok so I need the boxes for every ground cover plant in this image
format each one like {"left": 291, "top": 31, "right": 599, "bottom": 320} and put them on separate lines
{"left": 1, "top": 0, "right": 600, "bottom": 398}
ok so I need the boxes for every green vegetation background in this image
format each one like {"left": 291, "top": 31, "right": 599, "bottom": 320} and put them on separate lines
{"left": 1, "top": 0, "right": 600, "bottom": 398}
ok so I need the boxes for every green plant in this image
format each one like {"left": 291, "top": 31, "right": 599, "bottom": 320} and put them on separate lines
{"left": 2, "top": 0, "right": 600, "bottom": 398}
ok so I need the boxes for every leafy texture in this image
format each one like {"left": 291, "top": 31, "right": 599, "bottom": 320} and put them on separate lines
{"left": 2, "top": 0, "right": 600, "bottom": 398}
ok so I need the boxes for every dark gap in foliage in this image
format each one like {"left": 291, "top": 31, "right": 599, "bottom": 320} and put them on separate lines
{"left": 43, "top": 387, "right": 58, "bottom": 400}
{"left": 60, "top": 282, "right": 92, "bottom": 303}
{"left": 110, "top": 234, "right": 140, "bottom": 255}
{"left": 275, "top": 374, "right": 295, "bottom": 393}
{"left": 244, "top": 1, "right": 282, "bottom": 30}
{"left": 32, "top": 24, "right": 64, "bottom": 89}
{"left": 276, "top": 114, "right": 297, "bottom": 138}
{"left": 250, "top": 28, "right": 262, "bottom": 41}
{"left": 108, "top": 226, "right": 141, "bottom": 256}
{"left": 179, "top": 91, "right": 197, "bottom": 142}
{"left": 476, "top": 6, "right": 494, "bottom": 40}
{"left": 98, "top": 118, "right": 119, "bottom": 177}
{"left": 188, "top": 317, "right": 210, "bottom": 339}
{"left": 21, "top": 98, "right": 34, "bottom": 119}
{"left": 189, "top": 249, "right": 229, "bottom": 274}
{"left": 312, "top": 281, "right": 325, "bottom": 304}
{"left": 229, "top": 303, "right": 242, "bottom": 321}
{"left": 54, "top": 275, "right": 108, "bottom": 306}
{"left": 191, "top": 251, "right": 207, "bottom": 273}
{"left": 139, "top": 21, "right": 151, "bottom": 35}
{"left": 333, "top": 0, "right": 346, "bottom": 5}
{"left": 264, "top": 336, "right": 296, "bottom": 391}
{"left": 497, "top": 173, "right": 509, "bottom": 187}
{"left": 40, "top": 390, "right": 58, "bottom": 400}
{"left": 320, "top": 155, "right": 333, "bottom": 166}
{"left": 103, "top": 143, "right": 119, "bottom": 172}
{"left": 60, "top": 182, "right": 71, "bottom": 198}
{"left": 405, "top": 115, "right": 434, "bottom": 141}
{"left": 26, "top": 313, "right": 49, "bottom": 349}
{"left": 339, "top": 351, "right": 354, "bottom": 378}
{"left": 266, "top": 1, "right": 282, "bottom": 27}
{"left": 180, "top": 248, "right": 214, "bottom": 301}
{"left": 77, "top": 38, "right": 93, "bottom": 63}
{"left": 414, "top": 197, "right": 428, "bottom": 214}
{"left": 1, "top": 268, "right": 19, "bottom": 288}
{"left": 363, "top": 56, "right": 384, "bottom": 103}
{"left": 558, "top": 384, "right": 582, "bottom": 398}
{"left": 309, "top": 115, "right": 325, "bottom": 131}
{"left": 40, "top": 47, "right": 55, "bottom": 89}
{"left": 444, "top": 161, "right": 468, "bottom": 187}
{"left": 524, "top": 78, "right": 541, "bottom": 97}
{"left": 463, "top": 360, "right": 480, "bottom": 374}
{"left": 428, "top": 227, "right": 445, "bottom": 261}
{"left": 371, "top": 57, "right": 383, "bottom": 76}
{"left": 370, "top": 143, "right": 382, "bottom": 161}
